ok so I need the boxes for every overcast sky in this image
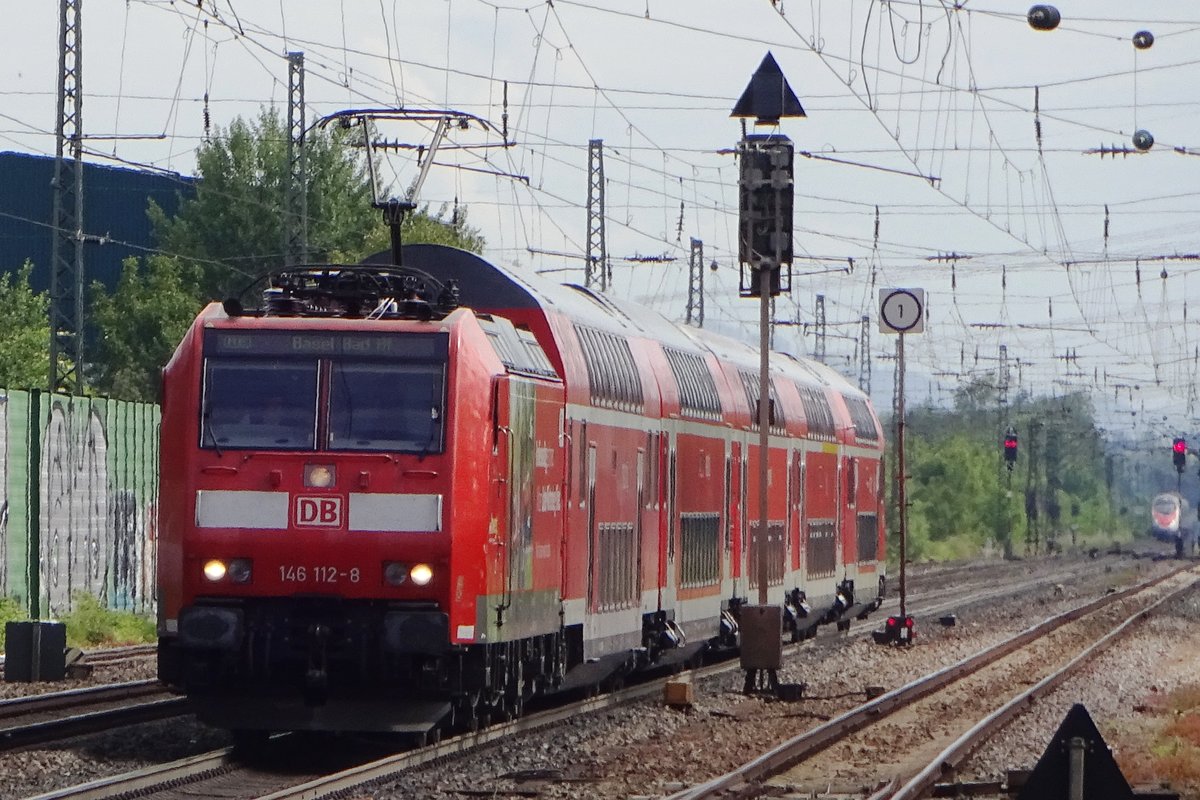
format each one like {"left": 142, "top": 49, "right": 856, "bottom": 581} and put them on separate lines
{"left": 4, "top": 1, "right": 1200, "bottom": 442}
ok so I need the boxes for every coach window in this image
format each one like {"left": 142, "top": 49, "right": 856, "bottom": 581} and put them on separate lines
{"left": 847, "top": 458, "right": 858, "bottom": 507}
{"left": 202, "top": 361, "right": 318, "bottom": 450}
{"left": 329, "top": 361, "right": 446, "bottom": 453}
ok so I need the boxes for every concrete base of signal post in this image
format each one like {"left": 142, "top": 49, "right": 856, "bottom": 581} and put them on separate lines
{"left": 740, "top": 605, "right": 783, "bottom": 695}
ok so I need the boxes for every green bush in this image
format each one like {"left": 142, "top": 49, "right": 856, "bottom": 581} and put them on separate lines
{"left": 0, "top": 596, "right": 29, "bottom": 650}
{"left": 60, "top": 594, "right": 155, "bottom": 648}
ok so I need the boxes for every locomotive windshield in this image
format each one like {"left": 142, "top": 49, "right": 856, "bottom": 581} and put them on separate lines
{"left": 329, "top": 362, "right": 443, "bottom": 451}
{"left": 1153, "top": 495, "right": 1179, "bottom": 514}
{"left": 204, "top": 361, "right": 319, "bottom": 449}
{"left": 200, "top": 330, "right": 448, "bottom": 454}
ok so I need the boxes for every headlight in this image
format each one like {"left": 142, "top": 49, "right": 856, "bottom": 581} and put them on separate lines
{"left": 203, "top": 558, "right": 252, "bottom": 583}
{"left": 410, "top": 563, "right": 434, "bottom": 586}
{"left": 383, "top": 561, "right": 408, "bottom": 586}
{"left": 228, "top": 558, "right": 253, "bottom": 584}
{"left": 203, "top": 560, "right": 227, "bottom": 582}
{"left": 304, "top": 463, "right": 336, "bottom": 488}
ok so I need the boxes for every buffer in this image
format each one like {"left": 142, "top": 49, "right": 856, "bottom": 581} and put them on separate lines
{"left": 1017, "top": 703, "right": 1133, "bottom": 800}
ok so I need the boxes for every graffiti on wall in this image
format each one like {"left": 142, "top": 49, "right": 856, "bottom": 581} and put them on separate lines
{"left": 41, "top": 400, "right": 111, "bottom": 616}
{"left": 0, "top": 389, "right": 159, "bottom": 615}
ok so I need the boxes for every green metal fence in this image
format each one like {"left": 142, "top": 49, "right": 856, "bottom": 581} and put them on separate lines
{"left": 0, "top": 389, "right": 159, "bottom": 618}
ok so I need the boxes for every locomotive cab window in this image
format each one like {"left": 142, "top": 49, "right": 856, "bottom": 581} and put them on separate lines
{"left": 200, "top": 330, "right": 447, "bottom": 454}
{"left": 329, "top": 362, "right": 445, "bottom": 452}
{"left": 203, "top": 361, "right": 318, "bottom": 449}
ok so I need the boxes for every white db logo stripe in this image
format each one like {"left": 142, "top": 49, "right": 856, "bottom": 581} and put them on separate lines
{"left": 196, "top": 490, "right": 287, "bottom": 529}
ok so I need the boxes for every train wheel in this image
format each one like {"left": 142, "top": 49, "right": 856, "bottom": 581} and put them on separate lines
{"left": 454, "top": 692, "right": 481, "bottom": 732}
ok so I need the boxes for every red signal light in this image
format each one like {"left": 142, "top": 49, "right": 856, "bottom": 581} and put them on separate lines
{"left": 1174, "top": 439, "right": 1187, "bottom": 454}
{"left": 1003, "top": 429, "right": 1018, "bottom": 471}
{"left": 875, "top": 615, "right": 915, "bottom": 645}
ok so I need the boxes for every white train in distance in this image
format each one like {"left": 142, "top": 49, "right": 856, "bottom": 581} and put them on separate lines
{"left": 1149, "top": 491, "right": 1195, "bottom": 557}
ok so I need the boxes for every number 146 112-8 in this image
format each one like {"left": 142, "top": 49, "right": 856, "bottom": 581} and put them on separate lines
{"left": 279, "top": 565, "right": 360, "bottom": 583}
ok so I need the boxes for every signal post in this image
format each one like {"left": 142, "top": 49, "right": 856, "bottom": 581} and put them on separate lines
{"left": 730, "top": 53, "right": 804, "bottom": 693}
{"left": 877, "top": 288, "right": 925, "bottom": 644}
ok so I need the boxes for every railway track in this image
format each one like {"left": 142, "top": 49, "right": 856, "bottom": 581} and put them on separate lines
{"left": 0, "top": 680, "right": 185, "bottom": 752}
{"left": 23, "top": 555, "right": 1161, "bottom": 800}
{"left": 25, "top": 681, "right": 675, "bottom": 800}
{"left": 664, "top": 564, "right": 1198, "bottom": 799}
{"left": 0, "top": 643, "right": 157, "bottom": 676}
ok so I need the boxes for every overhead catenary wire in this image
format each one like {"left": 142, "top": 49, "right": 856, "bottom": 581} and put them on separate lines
{"left": 12, "top": 0, "right": 1200, "bottom": 431}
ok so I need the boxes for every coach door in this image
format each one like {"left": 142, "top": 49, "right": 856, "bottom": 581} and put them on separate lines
{"left": 506, "top": 380, "right": 537, "bottom": 600}
{"left": 726, "top": 440, "right": 740, "bottom": 584}
{"left": 585, "top": 444, "right": 598, "bottom": 608}
{"left": 491, "top": 377, "right": 536, "bottom": 619}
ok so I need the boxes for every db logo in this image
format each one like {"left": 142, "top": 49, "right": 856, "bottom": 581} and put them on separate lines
{"left": 295, "top": 496, "right": 343, "bottom": 527}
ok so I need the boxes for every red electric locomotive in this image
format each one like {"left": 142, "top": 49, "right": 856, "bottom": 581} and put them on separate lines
{"left": 156, "top": 243, "right": 886, "bottom": 736}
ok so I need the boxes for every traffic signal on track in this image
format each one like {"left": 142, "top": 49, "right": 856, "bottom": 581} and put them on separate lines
{"left": 737, "top": 136, "right": 794, "bottom": 274}
{"left": 1174, "top": 437, "right": 1187, "bottom": 473}
{"left": 1003, "top": 428, "right": 1018, "bottom": 471}
{"left": 872, "top": 614, "right": 915, "bottom": 646}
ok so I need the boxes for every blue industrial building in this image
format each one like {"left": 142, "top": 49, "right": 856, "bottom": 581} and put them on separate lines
{"left": 0, "top": 151, "right": 193, "bottom": 293}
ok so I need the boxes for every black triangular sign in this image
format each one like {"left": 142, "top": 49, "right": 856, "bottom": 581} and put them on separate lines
{"left": 1017, "top": 704, "right": 1133, "bottom": 800}
{"left": 731, "top": 52, "right": 806, "bottom": 123}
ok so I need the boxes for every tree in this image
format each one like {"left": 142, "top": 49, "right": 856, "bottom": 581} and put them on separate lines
{"left": 89, "top": 256, "right": 203, "bottom": 402}
{"left": 150, "top": 108, "right": 484, "bottom": 300}
{"left": 889, "top": 389, "right": 1115, "bottom": 561}
{"left": 86, "top": 109, "right": 487, "bottom": 401}
{"left": 0, "top": 262, "right": 51, "bottom": 390}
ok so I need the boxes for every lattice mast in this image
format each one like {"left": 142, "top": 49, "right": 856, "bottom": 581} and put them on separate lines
{"left": 586, "top": 139, "right": 609, "bottom": 291}
{"left": 50, "top": 0, "right": 84, "bottom": 392}
{"left": 858, "top": 315, "right": 871, "bottom": 394}
{"left": 686, "top": 238, "right": 705, "bottom": 327}
{"left": 284, "top": 52, "right": 308, "bottom": 267}
{"left": 814, "top": 294, "right": 827, "bottom": 363}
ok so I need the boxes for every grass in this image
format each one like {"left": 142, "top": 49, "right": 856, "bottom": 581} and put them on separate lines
{"left": 59, "top": 594, "right": 156, "bottom": 648}
{"left": 1114, "top": 682, "right": 1200, "bottom": 790}
{"left": 0, "top": 593, "right": 154, "bottom": 652}
{"left": 0, "top": 596, "right": 28, "bottom": 650}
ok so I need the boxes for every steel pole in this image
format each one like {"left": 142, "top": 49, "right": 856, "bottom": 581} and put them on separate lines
{"left": 757, "top": 267, "right": 771, "bottom": 605}
{"left": 897, "top": 333, "right": 908, "bottom": 619}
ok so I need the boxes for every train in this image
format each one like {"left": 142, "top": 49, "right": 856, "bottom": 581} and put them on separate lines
{"left": 156, "top": 243, "right": 887, "bottom": 737}
{"left": 1149, "top": 491, "right": 1194, "bottom": 557}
